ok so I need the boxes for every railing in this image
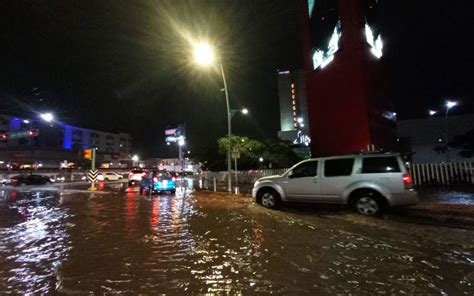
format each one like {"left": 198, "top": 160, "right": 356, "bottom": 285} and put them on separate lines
{"left": 202, "top": 162, "right": 474, "bottom": 192}
{"left": 410, "top": 162, "right": 474, "bottom": 186}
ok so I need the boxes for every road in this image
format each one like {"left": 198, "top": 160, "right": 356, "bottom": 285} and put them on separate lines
{"left": 0, "top": 182, "right": 473, "bottom": 294}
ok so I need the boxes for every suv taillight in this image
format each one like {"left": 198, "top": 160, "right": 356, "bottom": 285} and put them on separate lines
{"left": 402, "top": 173, "right": 413, "bottom": 189}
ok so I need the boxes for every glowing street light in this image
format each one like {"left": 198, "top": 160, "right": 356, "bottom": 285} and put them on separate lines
{"left": 40, "top": 113, "right": 54, "bottom": 122}
{"left": 131, "top": 155, "right": 139, "bottom": 162}
{"left": 193, "top": 41, "right": 233, "bottom": 193}
{"left": 428, "top": 110, "right": 437, "bottom": 116}
{"left": 446, "top": 100, "right": 457, "bottom": 109}
{"left": 193, "top": 43, "right": 215, "bottom": 65}
{"left": 241, "top": 108, "right": 249, "bottom": 115}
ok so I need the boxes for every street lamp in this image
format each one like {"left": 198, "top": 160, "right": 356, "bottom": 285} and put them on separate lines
{"left": 444, "top": 100, "right": 458, "bottom": 162}
{"left": 194, "top": 42, "right": 233, "bottom": 192}
{"left": 29, "top": 112, "right": 54, "bottom": 169}
{"left": 428, "top": 110, "right": 437, "bottom": 116}
{"left": 177, "top": 139, "right": 185, "bottom": 176}
{"left": 230, "top": 108, "right": 249, "bottom": 118}
{"left": 132, "top": 154, "right": 139, "bottom": 167}
{"left": 40, "top": 113, "right": 54, "bottom": 122}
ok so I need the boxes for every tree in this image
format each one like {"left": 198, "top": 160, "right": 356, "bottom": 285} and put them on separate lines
{"left": 217, "top": 135, "right": 304, "bottom": 169}
{"left": 450, "top": 129, "right": 474, "bottom": 158}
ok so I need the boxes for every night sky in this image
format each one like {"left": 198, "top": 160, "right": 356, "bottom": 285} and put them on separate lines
{"left": 1, "top": 0, "right": 473, "bottom": 158}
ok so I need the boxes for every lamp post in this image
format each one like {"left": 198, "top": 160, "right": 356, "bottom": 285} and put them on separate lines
{"left": 444, "top": 100, "right": 457, "bottom": 162}
{"left": 32, "top": 112, "right": 54, "bottom": 169}
{"left": 194, "top": 42, "right": 233, "bottom": 192}
{"left": 132, "top": 154, "right": 139, "bottom": 167}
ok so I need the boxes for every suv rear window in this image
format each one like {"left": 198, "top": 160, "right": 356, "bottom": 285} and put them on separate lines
{"left": 362, "top": 156, "right": 401, "bottom": 173}
{"left": 324, "top": 158, "right": 355, "bottom": 177}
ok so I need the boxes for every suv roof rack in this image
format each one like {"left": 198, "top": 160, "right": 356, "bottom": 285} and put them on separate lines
{"left": 358, "top": 151, "right": 395, "bottom": 155}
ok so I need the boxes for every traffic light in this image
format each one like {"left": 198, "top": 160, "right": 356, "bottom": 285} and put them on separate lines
{"left": 84, "top": 149, "right": 92, "bottom": 160}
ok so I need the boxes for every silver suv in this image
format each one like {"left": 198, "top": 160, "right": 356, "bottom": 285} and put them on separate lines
{"left": 252, "top": 153, "right": 418, "bottom": 215}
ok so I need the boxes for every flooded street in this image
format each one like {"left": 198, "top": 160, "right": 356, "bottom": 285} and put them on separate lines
{"left": 0, "top": 184, "right": 473, "bottom": 294}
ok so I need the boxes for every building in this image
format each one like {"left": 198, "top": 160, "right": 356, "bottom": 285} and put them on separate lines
{"left": 277, "top": 69, "right": 311, "bottom": 151}
{"left": 397, "top": 114, "right": 474, "bottom": 163}
{"left": 0, "top": 114, "right": 132, "bottom": 168}
{"left": 294, "top": 0, "right": 396, "bottom": 156}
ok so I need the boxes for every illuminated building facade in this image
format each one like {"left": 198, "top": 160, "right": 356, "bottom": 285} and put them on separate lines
{"left": 296, "top": 0, "right": 396, "bottom": 156}
{"left": 0, "top": 114, "right": 132, "bottom": 168}
{"left": 277, "top": 69, "right": 311, "bottom": 150}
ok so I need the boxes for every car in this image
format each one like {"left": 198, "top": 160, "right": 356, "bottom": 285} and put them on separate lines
{"left": 139, "top": 170, "right": 176, "bottom": 195}
{"left": 128, "top": 168, "right": 146, "bottom": 186}
{"left": 8, "top": 174, "right": 53, "bottom": 186}
{"left": 98, "top": 172, "right": 124, "bottom": 181}
{"left": 252, "top": 153, "right": 418, "bottom": 215}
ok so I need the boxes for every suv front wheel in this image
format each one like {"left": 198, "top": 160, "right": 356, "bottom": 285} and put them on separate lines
{"left": 257, "top": 189, "right": 281, "bottom": 209}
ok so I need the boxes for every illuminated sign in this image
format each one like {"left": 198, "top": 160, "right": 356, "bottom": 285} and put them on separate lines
{"left": 0, "top": 129, "right": 39, "bottom": 140}
{"left": 165, "top": 123, "right": 185, "bottom": 143}
{"left": 312, "top": 21, "right": 341, "bottom": 70}
{"left": 293, "top": 130, "right": 311, "bottom": 147}
{"left": 365, "top": 23, "right": 383, "bottom": 58}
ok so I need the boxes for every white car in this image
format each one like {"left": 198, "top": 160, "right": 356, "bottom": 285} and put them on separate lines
{"left": 252, "top": 153, "right": 419, "bottom": 215}
{"left": 98, "top": 172, "right": 124, "bottom": 181}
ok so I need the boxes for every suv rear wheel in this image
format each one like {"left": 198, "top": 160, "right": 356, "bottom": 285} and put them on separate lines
{"left": 352, "top": 190, "right": 385, "bottom": 216}
{"left": 257, "top": 189, "right": 281, "bottom": 209}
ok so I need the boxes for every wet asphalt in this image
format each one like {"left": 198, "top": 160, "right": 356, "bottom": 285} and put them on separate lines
{"left": 0, "top": 182, "right": 473, "bottom": 294}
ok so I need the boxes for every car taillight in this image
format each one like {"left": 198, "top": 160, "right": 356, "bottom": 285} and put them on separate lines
{"left": 153, "top": 177, "right": 158, "bottom": 182}
{"left": 129, "top": 172, "right": 133, "bottom": 177}
{"left": 402, "top": 173, "right": 413, "bottom": 189}
{"left": 142, "top": 172, "right": 146, "bottom": 176}
{"left": 172, "top": 177, "right": 176, "bottom": 182}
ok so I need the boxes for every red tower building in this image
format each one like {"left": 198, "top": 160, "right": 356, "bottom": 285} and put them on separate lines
{"left": 297, "top": 0, "right": 396, "bottom": 156}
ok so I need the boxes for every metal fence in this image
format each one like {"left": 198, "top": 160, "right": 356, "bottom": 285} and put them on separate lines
{"left": 202, "top": 162, "right": 474, "bottom": 191}
{"left": 410, "top": 162, "right": 474, "bottom": 186}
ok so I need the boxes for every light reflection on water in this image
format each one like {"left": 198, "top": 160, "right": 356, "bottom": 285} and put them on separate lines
{"left": 0, "top": 188, "right": 472, "bottom": 294}
{"left": 0, "top": 190, "right": 70, "bottom": 294}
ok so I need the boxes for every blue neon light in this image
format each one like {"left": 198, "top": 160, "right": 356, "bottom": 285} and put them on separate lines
{"left": 63, "top": 125, "right": 73, "bottom": 149}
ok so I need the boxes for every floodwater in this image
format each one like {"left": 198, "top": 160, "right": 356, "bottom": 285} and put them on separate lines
{"left": 0, "top": 184, "right": 473, "bottom": 294}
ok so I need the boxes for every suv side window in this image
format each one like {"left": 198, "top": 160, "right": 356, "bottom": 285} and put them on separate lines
{"left": 289, "top": 161, "right": 318, "bottom": 178}
{"left": 324, "top": 158, "right": 355, "bottom": 177}
{"left": 362, "top": 156, "right": 401, "bottom": 173}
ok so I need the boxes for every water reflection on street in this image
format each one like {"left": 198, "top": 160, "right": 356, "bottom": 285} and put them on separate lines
{"left": 0, "top": 185, "right": 473, "bottom": 294}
